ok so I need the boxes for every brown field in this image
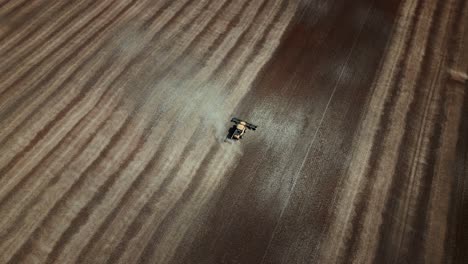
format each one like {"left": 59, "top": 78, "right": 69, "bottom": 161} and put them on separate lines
{"left": 0, "top": 0, "right": 467, "bottom": 263}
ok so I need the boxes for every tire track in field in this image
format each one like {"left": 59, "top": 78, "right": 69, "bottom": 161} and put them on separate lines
{"left": 381, "top": 0, "right": 456, "bottom": 261}
{"left": 349, "top": 0, "right": 444, "bottom": 261}
{"left": 317, "top": 0, "right": 422, "bottom": 262}
{"left": 318, "top": 0, "right": 465, "bottom": 262}
{"left": 427, "top": 0, "right": 468, "bottom": 262}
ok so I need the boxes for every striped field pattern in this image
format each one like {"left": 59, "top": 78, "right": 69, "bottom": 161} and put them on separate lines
{"left": 0, "top": 0, "right": 297, "bottom": 263}
{"left": 0, "top": 0, "right": 467, "bottom": 263}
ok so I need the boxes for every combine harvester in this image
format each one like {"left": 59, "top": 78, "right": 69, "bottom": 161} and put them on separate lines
{"left": 226, "top": 117, "right": 257, "bottom": 142}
